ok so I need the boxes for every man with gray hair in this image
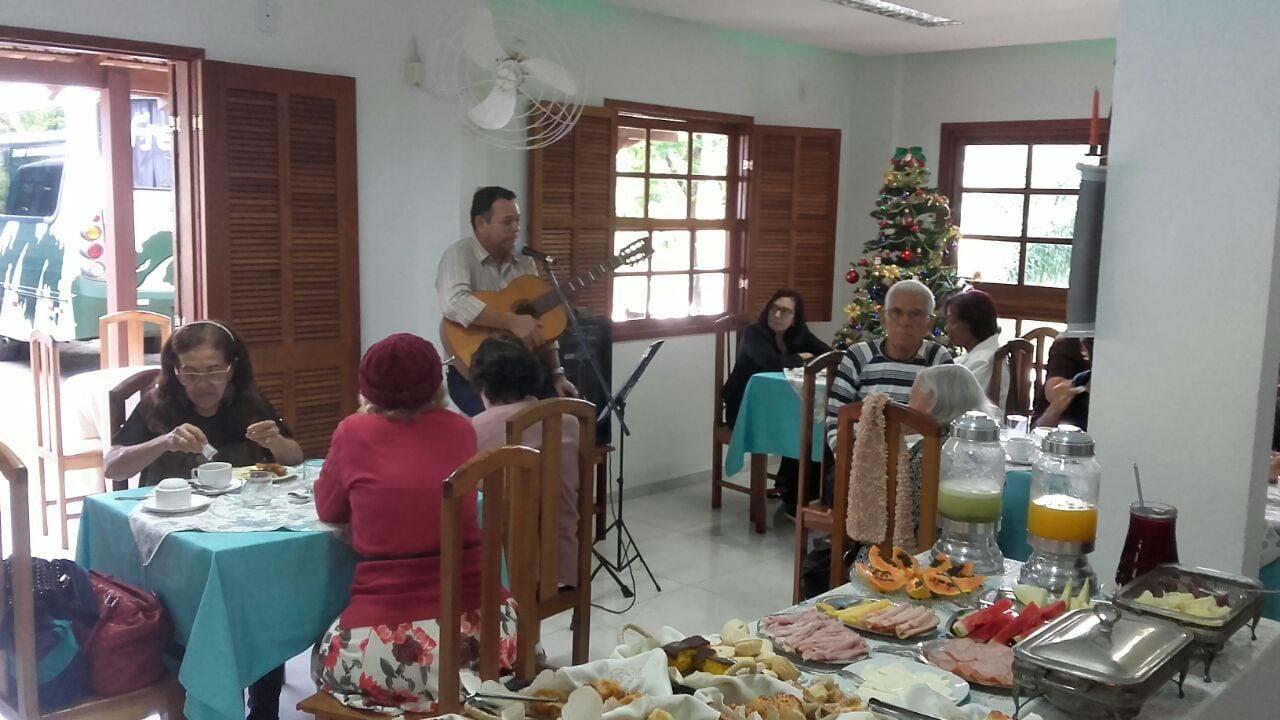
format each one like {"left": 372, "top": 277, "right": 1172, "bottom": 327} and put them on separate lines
{"left": 825, "top": 278, "right": 952, "bottom": 449}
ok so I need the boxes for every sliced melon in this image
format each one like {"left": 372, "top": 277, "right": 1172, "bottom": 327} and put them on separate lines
{"left": 1014, "top": 584, "right": 1050, "bottom": 607}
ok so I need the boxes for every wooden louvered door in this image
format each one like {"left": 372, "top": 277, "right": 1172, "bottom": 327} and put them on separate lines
{"left": 746, "top": 126, "right": 840, "bottom": 322}
{"left": 527, "top": 106, "right": 616, "bottom": 318}
{"left": 199, "top": 61, "right": 359, "bottom": 456}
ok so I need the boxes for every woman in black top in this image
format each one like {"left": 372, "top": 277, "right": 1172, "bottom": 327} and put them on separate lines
{"left": 105, "top": 320, "right": 303, "bottom": 487}
{"left": 722, "top": 290, "right": 830, "bottom": 512}
{"left": 722, "top": 289, "right": 831, "bottom": 426}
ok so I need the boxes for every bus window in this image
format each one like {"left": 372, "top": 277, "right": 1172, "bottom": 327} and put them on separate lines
{"left": 2, "top": 158, "right": 62, "bottom": 217}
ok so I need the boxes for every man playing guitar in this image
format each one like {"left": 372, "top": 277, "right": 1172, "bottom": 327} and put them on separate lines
{"left": 436, "top": 186, "right": 577, "bottom": 415}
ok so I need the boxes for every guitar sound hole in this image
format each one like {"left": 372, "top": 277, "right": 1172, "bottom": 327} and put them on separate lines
{"left": 512, "top": 301, "right": 538, "bottom": 318}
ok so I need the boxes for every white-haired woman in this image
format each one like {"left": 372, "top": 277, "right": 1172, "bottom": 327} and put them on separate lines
{"left": 905, "top": 364, "right": 1000, "bottom": 510}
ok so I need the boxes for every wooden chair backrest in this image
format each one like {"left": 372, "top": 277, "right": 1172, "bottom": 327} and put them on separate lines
{"left": 796, "top": 351, "right": 842, "bottom": 513}
{"left": 834, "top": 400, "right": 944, "bottom": 560}
{"left": 0, "top": 441, "right": 41, "bottom": 719}
{"left": 504, "top": 398, "right": 595, "bottom": 602}
{"left": 108, "top": 369, "right": 161, "bottom": 445}
{"left": 29, "top": 331, "right": 64, "bottom": 456}
{"left": 438, "top": 446, "right": 541, "bottom": 715}
{"left": 99, "top": 311, "right": 171, "bottom": 370}
{"left": 1021, "top": 326, "right": 1059, "bottom": 403}
{"left": 712, "top": 314, "right": 748, "bottom": 427}
{"left": 990, "top": 338, "right": 1034, "bottom": 417}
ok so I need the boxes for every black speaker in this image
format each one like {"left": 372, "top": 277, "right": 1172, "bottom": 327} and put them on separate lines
{"left": 559, "top": 309, "right": 612, "bottom": 447}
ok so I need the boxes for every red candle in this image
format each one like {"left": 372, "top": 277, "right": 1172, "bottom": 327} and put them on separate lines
{"left": 1089, "top": 87, "right": 1101, "bottom": 148}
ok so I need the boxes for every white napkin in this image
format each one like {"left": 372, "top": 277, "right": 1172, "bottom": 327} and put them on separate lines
{"left": 889, "top": 685, "right": 1045, "bottom": 720}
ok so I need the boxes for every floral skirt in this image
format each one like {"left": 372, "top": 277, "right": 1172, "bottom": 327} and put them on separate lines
{"left": 311, "top": 599, "right": 520, "bottom": 714}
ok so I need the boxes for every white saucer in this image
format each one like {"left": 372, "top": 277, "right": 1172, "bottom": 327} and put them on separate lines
{"left": 191, "top": 478, "right": 244, "bottom": 496}
{"left": 141, "top": 495, "right": 213, "bottom": 515}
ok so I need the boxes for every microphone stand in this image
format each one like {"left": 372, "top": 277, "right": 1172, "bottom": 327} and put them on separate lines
{"left": 531, "top": 254, "right": 645, "bottom": 596}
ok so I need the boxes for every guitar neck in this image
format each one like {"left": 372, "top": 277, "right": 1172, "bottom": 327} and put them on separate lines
{"left": 530, "top": 254, "right": 631, "bottom": 314}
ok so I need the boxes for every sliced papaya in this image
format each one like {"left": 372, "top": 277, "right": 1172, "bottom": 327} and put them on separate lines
{"left": 906, "top": 576, "right": 932, "bottom": 600}
{"left": 892, "top": 546, "right": 920, "bottom": 575}
{"left": 952, "top": 574, "right": 985, "bottom": 593}
{"left": 928, "top": 553, "right": 953, "bottom": 573}
{"left": 921, "top": 567, "right": 963, "bottom": 596}
{"left": 855, "top": 562, "right": 909, "bottom": 593}
{"left": 945, "top": 561, "right": 976, "bottom": 579}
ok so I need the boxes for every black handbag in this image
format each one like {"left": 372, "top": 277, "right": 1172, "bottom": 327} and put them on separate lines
{"left": 1, "top": 558, "right": 99, "bottom": 710}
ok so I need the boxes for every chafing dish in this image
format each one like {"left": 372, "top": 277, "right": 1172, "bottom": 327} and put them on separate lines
{"left": 1113, "top": 563, "right": 1262, "bottom": 681}
{"left": 1012, "top": 604, "right": 1194, "bottom": 719}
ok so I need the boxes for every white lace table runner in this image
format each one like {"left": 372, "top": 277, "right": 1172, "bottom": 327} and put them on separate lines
{"left": 127, "top": 489, "right": 339, "bottom": 564}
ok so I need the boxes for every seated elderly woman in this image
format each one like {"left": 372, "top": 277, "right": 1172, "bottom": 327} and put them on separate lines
{"left": 312, "top": 333, "right": 518, "bottom": 714}
{"left": 469, "top": 336, "right": 581, "bottom": 587}
{"left": 1032, "top": 338, "right": 1092, "bottom": 430}
{"left": 826, "top": 278, "right": 953, "bottom": 451}
{"left": 946, "top": 289, "right": 1006, "bottom": 402}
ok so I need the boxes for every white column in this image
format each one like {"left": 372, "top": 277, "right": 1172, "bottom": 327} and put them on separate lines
{"left": 1091, "top": 0, "right": 1280, "bottom": 576}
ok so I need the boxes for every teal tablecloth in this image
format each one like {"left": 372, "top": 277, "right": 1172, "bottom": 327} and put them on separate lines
{"left": 724, "top": 372, "right": 824, "bottom": 476}
{"left": 76, "top": 491, "right": 357, "bottom": 720}
{"left": 997, "top": 469, "right": 1033, "bottom": 561}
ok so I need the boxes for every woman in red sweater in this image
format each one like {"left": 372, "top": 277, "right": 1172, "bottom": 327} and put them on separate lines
{"left": 310, "top": 333, "right": 517, "bottom": 713}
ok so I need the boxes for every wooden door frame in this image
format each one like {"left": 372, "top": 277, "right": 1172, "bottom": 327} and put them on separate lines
{"left": 0, "top": 25, "right": 205, "bottom": 332}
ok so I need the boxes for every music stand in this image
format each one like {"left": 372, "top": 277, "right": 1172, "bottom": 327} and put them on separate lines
{"left": 591, "top": 340, "right": 664, "bottom": 597}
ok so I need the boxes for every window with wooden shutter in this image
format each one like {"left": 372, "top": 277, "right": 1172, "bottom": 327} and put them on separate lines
{"left": 528, "top": 106, "right": 616, "bottom": 319}
{"left": 745, "top": 126, "right": 840, "bottom": 322}
{"left": 199, "top": 61, "right": 360, "bottom": 456}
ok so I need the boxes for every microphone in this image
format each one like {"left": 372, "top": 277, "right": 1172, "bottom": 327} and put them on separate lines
{"left": 520, "top": 245, "right": 556, "bottom": 264}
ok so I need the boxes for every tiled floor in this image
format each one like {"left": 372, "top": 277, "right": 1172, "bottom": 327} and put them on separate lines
{"left": 274, "top": 477, "right": 798, "bottom": 718}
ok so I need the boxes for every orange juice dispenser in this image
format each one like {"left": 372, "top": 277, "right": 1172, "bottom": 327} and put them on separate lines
{"left": 1019, "top": 429, "right": 1100, "bottom": 595}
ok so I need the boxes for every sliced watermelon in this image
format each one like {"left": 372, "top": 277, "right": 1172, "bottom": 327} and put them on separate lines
{"left": 1011, "top": 603, "right": 1047, "bottom": 642}
{"left": 1016, "top": 600, "right": 1069, "bottom": 642}
{"left": 1040, "top": 600, "right": 1068, "bottom": 622}
{"left": 953, "top": 598, "right": 1015, "bottom": 638}
{"left": 992, "top": 602, "right": 1039, "bottom": 645}
{"left": 970, "top": 611, "right": 1015, "bottom": 642}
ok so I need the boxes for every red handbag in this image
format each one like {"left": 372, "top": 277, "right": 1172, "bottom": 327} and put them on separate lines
{"left": 83, "top": 571, "right": 173, "bottom": 696}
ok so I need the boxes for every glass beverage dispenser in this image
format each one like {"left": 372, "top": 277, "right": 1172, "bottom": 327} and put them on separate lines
{"left": 933, "top": 412, "right": 1006, "bottom": 575}
{"left": 1019, "top": 429, "right": 1101, "bottom": 594}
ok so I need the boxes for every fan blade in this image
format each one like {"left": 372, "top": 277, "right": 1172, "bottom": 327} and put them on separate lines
{"left": 468, "top": 84, "right": 518, "bottom": 130}
{"left": 518, "top": 57, "right": 578, "bottom": 96}
{"left": 462, "top": 8, "right": 507, "bottom": 67}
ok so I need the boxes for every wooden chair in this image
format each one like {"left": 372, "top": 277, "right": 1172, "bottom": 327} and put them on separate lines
{"left": 791, "top": 351, "right": 842, "bottom": 603}
{"left": 298, "top": 446, "right": 545, "bottom": 720}
{"left": 0, "top": 441, "right": 186, "bottom": 720}
{"left": 504, "top": 398, "right": 595, "bottom": 665}
{"left": 711, "top": 314, "right": 748, "bottom": 509}
{"left": 98, "top": 310, "right": 170, "bottom": 370}
{"left": 989, "top": 338, "right": 1034, "bottom": 417}
{"left": 438, "top": 446, "right": 544, "bottom": 714}
{"left": 792, "top": 400, "right": 944, "bottom": 598}
{"left": 29, "top": 332, "right": 105, "bottom": 550}
{"left": 1021, "top": 327, "right": 1059, "bottom": 405}
{"left": 105, "top": 368, "right": 161, "bottom": 492}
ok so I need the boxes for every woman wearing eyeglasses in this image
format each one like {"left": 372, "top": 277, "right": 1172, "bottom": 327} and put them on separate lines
{"left": 721, "top": 289, "right": 830, "bottom": 511}
{"left": 104, "top": 320, "right": 303, "bottom": 489}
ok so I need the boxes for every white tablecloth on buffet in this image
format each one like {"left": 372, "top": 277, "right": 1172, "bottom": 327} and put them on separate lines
{"left": 799, "top": 574, "right": 1280, "bottom": 720}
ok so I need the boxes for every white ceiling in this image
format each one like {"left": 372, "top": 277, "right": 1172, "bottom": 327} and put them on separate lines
{"left": 600, "top": 0, "right": 1117, "bottom": 56}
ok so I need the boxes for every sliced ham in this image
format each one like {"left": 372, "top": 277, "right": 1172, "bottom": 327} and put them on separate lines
{"left": 859, "top": 604, "right": 938, "bottom": 638}
{"left": 761, "top": 609, "right": 869, "bottom": 663}
{"left": 925, "top": 639, "right": 1013, "bottom": 688}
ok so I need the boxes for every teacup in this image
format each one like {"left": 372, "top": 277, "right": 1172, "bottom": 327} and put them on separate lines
{"left": 192, "top": 461, "right": 232, "bottom": 489}
{"left": 154, "top": 478, "right": 194, "bottom": 509}
{"left": 1006, "top": 435, "right": 1035, "bottom": 463}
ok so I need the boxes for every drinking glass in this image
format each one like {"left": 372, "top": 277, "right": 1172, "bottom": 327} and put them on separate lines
{"left": 302, "top": 459, "right": 325, "bottom": 489}
{"left": 241, "top": 470, "right": 275, "bottom": 508}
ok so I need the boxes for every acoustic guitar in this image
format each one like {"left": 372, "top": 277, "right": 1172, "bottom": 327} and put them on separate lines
{"left": 441, "top": 236, "right": 653, "bottom": 375}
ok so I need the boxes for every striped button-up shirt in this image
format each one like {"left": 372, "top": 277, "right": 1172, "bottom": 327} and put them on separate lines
{"left": 435, "top": 235, "right": 540, "bottom": 327}
{"left": 825, "top": 339, "right": 953, "bottom": 449}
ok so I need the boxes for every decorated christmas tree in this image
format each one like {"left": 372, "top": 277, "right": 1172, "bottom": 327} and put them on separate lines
{"left": 834, "top": 146, "right": 964, "bottom": 349}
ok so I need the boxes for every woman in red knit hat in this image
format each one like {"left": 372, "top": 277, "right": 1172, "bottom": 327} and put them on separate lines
{"left": 310, "top": 333, "right": 518, "bottom": 713}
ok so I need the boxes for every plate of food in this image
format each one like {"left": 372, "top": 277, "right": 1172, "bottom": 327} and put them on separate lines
{"left": 817, "top": 598, "right": 940, "bottom": 640}
{"left": 852, "top": 548, "right": 987, "bottom": 600}
{"left": 844, "top": 656, "right": 969, "bottom": 705}
{"left": 233, "top": 463, "right": 298, "bottom": 483}
{"left": 757, "top": 608, "right": 869, "bottom": 666}
{"left": 920, "top": 638, "right": 1013, "bottom": 691}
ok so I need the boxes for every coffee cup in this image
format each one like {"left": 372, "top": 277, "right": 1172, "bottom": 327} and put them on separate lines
{"left": 155, "top": 478, "right": 194, "bottom": 509}
{"left": 192, "top": 461, "right": 233, "bottom": 489}
{"left": 1006, "top": 435, "right": 1035, "bottom": 463}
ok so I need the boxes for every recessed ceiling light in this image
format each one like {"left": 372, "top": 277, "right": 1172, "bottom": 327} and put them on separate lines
{"left": 824, "top": 0, "right": 962, "bottom": 28}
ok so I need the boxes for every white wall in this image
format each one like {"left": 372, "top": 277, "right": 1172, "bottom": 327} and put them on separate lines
{"left": 1089, "top": 0, "right": 1280, "bottom": 575}
{"left": 889, "top": 39, "right": 1117, "bottom": 164}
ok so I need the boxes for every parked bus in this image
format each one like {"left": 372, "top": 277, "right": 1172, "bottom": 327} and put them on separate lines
{"left": 0, "top": 82, "right": 175, "bottom": 359}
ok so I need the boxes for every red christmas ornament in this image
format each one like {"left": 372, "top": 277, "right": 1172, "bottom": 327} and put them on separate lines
{"left": 878, "top": 221, "right": 890, "bottom": 228}
{"left": 845, "top": 269, "right": 860, "bottom": 284}
{"left": 901, "top": 249, "right": 915, "bottom": 262}
{"left": 858, "top": 258, "right": 869, "bottom": 267}
{"left": 907, "top": 223, "right": 920, "bottom": 234}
